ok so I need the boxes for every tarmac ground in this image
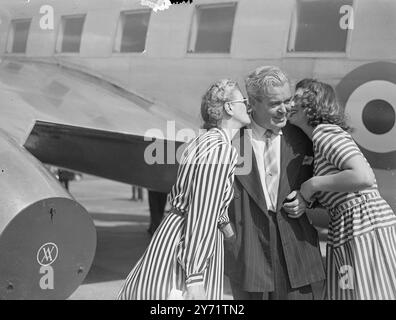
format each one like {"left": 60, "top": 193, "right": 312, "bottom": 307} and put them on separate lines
{"left": 67, "top": 175, "right": 328, "bottom": 300}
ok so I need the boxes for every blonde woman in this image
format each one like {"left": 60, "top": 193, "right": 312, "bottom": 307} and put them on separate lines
{"left": 118, "top": 79, "right": 251, "bottom": 300}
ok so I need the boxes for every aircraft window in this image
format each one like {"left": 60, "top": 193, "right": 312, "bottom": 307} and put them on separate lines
{"left": 288, "top": 0, "right": 353, "bottom": 52}
{"left": 114, "top": 10, "right": 151, "bottom": 53}
{"left": 7, "top": 19, "right": 32, "bottom": 54}
{"left": 56, "top": 15, "right": 86, "bottom": 53}
{"left": 188, "top": 3, "right": 237, "bottom": 54}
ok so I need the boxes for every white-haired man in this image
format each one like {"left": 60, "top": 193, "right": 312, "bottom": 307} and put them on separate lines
{"left": 224, "top": 66, "right": 325, "bottom": 299}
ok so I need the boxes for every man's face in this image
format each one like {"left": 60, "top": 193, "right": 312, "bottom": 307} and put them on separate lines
{"left": 252, "top": 83, "right": 292, "bottom": 132}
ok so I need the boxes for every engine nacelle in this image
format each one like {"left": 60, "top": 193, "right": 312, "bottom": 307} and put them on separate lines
{"left": 0, "top": 130, "right": 96, "bottom": 299}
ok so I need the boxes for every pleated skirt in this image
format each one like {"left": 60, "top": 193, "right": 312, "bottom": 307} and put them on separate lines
{"left": 326, "top": 191, "right": 396, "bottom": 300}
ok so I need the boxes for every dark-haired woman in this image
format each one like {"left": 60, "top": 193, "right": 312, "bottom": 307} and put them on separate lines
{"left": 117, "top": 79, "right": 251, "bottom": 300}
{"left": 289, "top": 79, "right": 396, "bottom": 300}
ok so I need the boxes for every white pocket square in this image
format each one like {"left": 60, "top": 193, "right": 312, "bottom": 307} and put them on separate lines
{"left": 302, "top": 155, "right": 314, "bottom": 165}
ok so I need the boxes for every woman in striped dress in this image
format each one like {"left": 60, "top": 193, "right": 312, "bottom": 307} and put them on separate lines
{"left": 289, "top": 79, "right": 396, "bottom": 300}
{"left": 117, "top": 79, "right": 251, "bottom": 300}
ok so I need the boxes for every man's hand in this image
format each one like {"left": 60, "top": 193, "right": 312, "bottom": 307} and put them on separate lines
{"left": 283, "top": 190, "right": 307, "bottom": 219}
{"left": 184, "top": 284, "right": 207, "bottom": 300}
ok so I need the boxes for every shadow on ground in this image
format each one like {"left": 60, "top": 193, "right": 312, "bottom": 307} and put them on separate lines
{"left": 82, "top": 213, "right": 151, "bottom": 284}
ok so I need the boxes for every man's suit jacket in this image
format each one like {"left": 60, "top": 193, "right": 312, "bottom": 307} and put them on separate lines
{"left": 224, "top": 123, "right": 325, "bottom": 292}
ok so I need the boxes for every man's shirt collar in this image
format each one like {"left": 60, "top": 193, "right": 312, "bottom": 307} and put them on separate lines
{"left": 250, "top": 118, "right": 283, "bottom": 138}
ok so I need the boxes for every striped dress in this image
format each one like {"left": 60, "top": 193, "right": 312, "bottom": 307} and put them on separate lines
{"left": 313, "top": 124, "right": 396, "bottom": 300}
{"left": 117, "top": 128, "right": 238, "bottom": 300}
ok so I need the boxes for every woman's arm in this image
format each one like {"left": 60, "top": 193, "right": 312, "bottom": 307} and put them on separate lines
{"left": 181, "top": 143, "right": 234, "bottom": 299}
{"left": 301, "top": 154, "right": 375, "bottom": 201}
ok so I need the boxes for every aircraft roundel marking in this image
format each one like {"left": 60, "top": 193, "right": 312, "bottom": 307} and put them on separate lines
{"left": 336, "top": 62, "right": 396, "bottom": 170}
{"left": 362, "top": 99, "right": 395, "bottom": 135}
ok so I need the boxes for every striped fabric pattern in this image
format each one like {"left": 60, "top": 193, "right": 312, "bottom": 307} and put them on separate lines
{"left": 327, "top": 223, "right": 396, "bottom": 300}
{"left": 117, "top": 128, "right": 238, "bottom": 300}
{"left": 313, "top": 124, "right": 378, "bottom": 210}
{"left": 328, "top": 191, "right": 396, "bottom": 248}
{"left": 313, "top": 124, "right": 396, "bottom": 300}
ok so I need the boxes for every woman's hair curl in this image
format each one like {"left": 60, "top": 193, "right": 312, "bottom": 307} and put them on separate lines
{"left": 201, "top": 79, "right": 239, "bottom": 130}
{"left": 295, "top": 79, "right": 351, "bottom": 131}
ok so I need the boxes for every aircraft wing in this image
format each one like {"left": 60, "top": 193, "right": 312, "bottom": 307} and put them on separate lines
{"left": 25, "top": 121, "right": 183, "bottom": 192}
{"left": 0, "top": 58, "right": 196, "bottom": 192}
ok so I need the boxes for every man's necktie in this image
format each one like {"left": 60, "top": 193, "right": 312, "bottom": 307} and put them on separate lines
{"left": 263, "top": 130, "right": 279, "bottom": 209}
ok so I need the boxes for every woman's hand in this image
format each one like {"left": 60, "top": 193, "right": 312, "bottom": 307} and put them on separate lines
{"left": 184, "top": 284, "right": 207, "bottom": 300}
{"left": 300, "top": 178, "right": 317, "bottom": 202}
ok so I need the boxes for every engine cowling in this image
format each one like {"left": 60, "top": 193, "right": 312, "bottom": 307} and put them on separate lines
{"left": 0, "top": 129, "right": 96, "bottom": 299}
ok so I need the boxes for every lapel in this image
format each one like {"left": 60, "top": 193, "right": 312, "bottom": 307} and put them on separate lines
{"left": 234, "top": 128, "right": 268, "bottom": 214}
{"left": 276, "top": 124, "right": 306, "bottom": 211}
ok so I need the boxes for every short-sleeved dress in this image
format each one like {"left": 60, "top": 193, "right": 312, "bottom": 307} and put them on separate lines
{"left": 117, "top": 128, "right": 238, "bottom": 300}
{"left": 313, "top": 124, "right": 396, "bottom": 300}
